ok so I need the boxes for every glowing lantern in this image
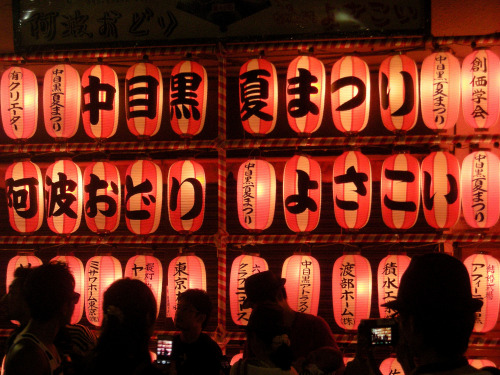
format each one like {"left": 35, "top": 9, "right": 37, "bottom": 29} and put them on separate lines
{"left": 43, "top": 64, "right": 81, "bottom": 140}
{"left": 45, "top": 159, "right": 83, "bottom": 234}
{"left": 283, "top": 154, "right": 321, "bottom": 233}
{"left": 282, "top": 254, "right": 321, "bottom": 315}
{"left": 461, "top": 150, "right": 500, "bottom": 229}
{"left": 333, "top": 150, "right": 372, "bottom": 230}
{"left": 286, "top": 55, "right": 325, "bottom": 136}
{"left": 237, "top": 159, "right": 276, "bottom": 232}
{"left": 381, "top": 153, "right": 420, "bottom": 230}
{"left": 125, "top": 62, "right": 163, "bottom": 139}
{"left": 380, "top": 358, "right": 405, "bottom": 375}
{"left": 167, "top": 160, "right": 206, "bottom": 234}
{"left": 331, "top": 56, "right": 370, "bottom": 134}
{"left": 124, "top": 254, "right": 163, "bottom": 317}
{"left": 170, "top": 60, "right": 207, "bottom": 137}
{"left": 1, "top": 66, "right": 38, "bottom": 141}
{"left": 125, "top": 159, "right": 163, "bottom": 235}
{"left": 379, "top": 55, "right": 419, "bottom": 133}
{"left": 469, "top": 359, "right": 497, "bottom": 369}
{"left": 462, "top": 49, "right": 500, "bottom": 130}
{"left": 51, "top": 255, "right": 84, "bottom": 324}
{"left": 377, "top": 253, "right": 411, "bottom": 318}
{"left": 420, "top": 52, "right": 461, "bottom": 132}
{"left": 230, "top": 254, "right": 269, "bottom": 325}
{"left": 464, "top": 253, "right": 500, "bottom": 333}
{"left": 5, "top": 160, "right": 44, "bottom": 234}
{"left": 6, "top": 253, "right": 43, "bottom": 292}
{"left": 343, "top": 356, "right": 355, "bottom": 366}
{"left": 332, "top": 253, "right": 372, "bottom": 331}
{"left": 230, "top": 353, "right": 244, "bottom": 366}
{"left": 166, "top": 253, "right": 206, "bottom": 318}
{"left": 81, "top": 64, "right": 119, "bottom": 140}
{"left": 85, "top": 255, "right": 122, "bottom": 326}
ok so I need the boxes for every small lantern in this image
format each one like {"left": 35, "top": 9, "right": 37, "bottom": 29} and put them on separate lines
{"left": 377, "top": 253, "right": 411, "bottom": 318}
{"left": 230, "top": 353, "right": 244, "bottom": 366}
{"left": 469, "top": 359, "right": 497, "bottom": 369}
{"left": 6, "top": 253, "right": 43, "bottom": 292}
{"left": 380, "top": 358, "right": 405, "bottom": 375}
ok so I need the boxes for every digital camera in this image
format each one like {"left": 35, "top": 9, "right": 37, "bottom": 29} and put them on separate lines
{"left": 359, "top": 318, "right": 399, "bottom": 346}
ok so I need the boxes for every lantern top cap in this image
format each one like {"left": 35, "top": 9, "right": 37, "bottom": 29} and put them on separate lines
{"left": 242, "top": 270, "right": 286, "bottom": 309}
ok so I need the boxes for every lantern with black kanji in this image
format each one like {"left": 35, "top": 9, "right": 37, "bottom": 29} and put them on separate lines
{"left": 51, "top": 255, "right": 84, "bottom": 324}
{"left": 380, "top": 358, "right": 405, "bottom": 375}
{"left": 377, "top": 253, "right": 411, "bottom": 318}
{"left": 6, "top": 253, "right": 43, "bottom": 292}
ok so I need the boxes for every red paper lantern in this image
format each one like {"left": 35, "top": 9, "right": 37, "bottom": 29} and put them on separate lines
{"left": 1, "top": 66, "right": 38, "bottom": 141}
{"left": 333, "top": 150, "right": 372, "bottom": 230}
{"left": 377, "top": 253, "right": 411, "bottom": 318}
{"left": 286, "top": 55, "right": 325, "bottom": 136}
{"left": 230, "top": 353, "right": 244, "bottom": 366}
{"left": 239, "top": 58, "right": 278, "bottom": 136}
{"left": 464, "top": 253, "right": 500, "bottom": 333}
{"left": 420, "top": 52, "right": 461, "bottom": 132}
{"left": 125, "top": 62, "right": 163, "bottom": 139}
{"left": 82, "top": 64, "right": 119, "bottom": 140}
{"left": 331, "top": 56, "right": 370, "bottom": 134}
{"left": 469, "top": 359, "right": 497, "bottom": 369}
{"left": 45, "top": 159, "right": 83, "bottom": 234}
{"left": 283, "top": 154, "right": 321, "bottom": 233}
{"left": 332, "top": 254, "right": 372, "bottom": 331}
{"left": 462, "top": 49, "right": 500, "bottom": 130}
{"left": 6, "top": 253, "right": 43, "bottom": 293}
{"left": 167, "top": 160, "right": 206, "bottom": 234}
{"left": 381, "top": 153, "right": 420, "bottom": 230}
{"left": 461, "top": 150, "right": 500, "bottom": 229}
{"left": 124, "top": 254, "right": 163, "bottom": 317}
{"left": 282, "top": 254, "right": 321, "bottom": 315}
{"left": 379, "top": 358, "right": 405, "bottom": 375}
{"left": 43, "top": 64, "right": 81, "bottom": 140}
{"left": 229, "top": 254, "right": 269, "bottom": 325}
{"left": 5, "top": 160, "right": 44, "bottom": 233}
{"left": 237, "top": 159, "right": 276, "bottom": 232}
{"left": 51, "top": 255, "right": 84, "bottom": 324}
{"left": 379, "top": 55, "right": 419, "bottom": 133}
{"left": 125, "top": 159, "right": 163, "bottom": 235}
{"left": 170, "top": 60, "right": 207, "bottom": 137}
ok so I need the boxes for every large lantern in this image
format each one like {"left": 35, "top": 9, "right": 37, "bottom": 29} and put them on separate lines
{"left": 330, "top": 56, "right": 370, "bottom": 134}
{"left": 469, "top": 359, "right": 497, "bottom": 369}
{"left": 286, "top": 55, "right": 325, "bottom": 136}
{"left": 283, "top": 154, "right": 321, "bottom": 233}
{"left": 170, "top": 60, "right": 208, "bottom": 137}
{"left": 51, "top": 255, "right": 84, "bottom": 324}
{"left": 462, "top": 49, "right": 500, "bottom": 130}
{"left": 125, "top": 62, "right": 163, "bottom": 139}
{"left": 167, "top": 160, "right": 206, "bottom": 234}
{"left": 377, "top": 253, "right": 411, "bottom": 318}
{"left": 379, "top": 358, "right": 405, "bottom": 375}
{"left": 229, "top": 254, "right": 268, "bottom": 325}
{"left": 333, "top": 150, "right": 372, "bottom": 230}
{"left": 381, "top": 153, "right": 420, "bottom": 230}
{"left": 6, "top": 253, "right": 43, "bottom": 292}
{"left": 239, "top": 58, "right": 278, "bottom": 136}
{"left": 332, "top": 253, "right": 372, "bottom": 331}
{"left": 282, "top": 254, "right": 321, "bottom": 315}
{"left": 461, "top": 150, "right": 500, "bottom": 229}
{"left": 43, "top": 64, "right": 81, "bottom": 140}
{"left": 125, "top": 159, "right": 163, "bottom": 235}
{"left": 237, "top": 159, "right": 276, "bottom": 232}
{"left": 5, "top": 160, "right": 44, "bottom": 234}
{"left": 1, "top": 66, "right": 38, "bottom": 141}
{"left": 85, "top": 255, "right": 122, "bottom": 326}
{"left": 464, "top": 253, "right": 500, "bottom": 333}
{"left": 379, "top": 55, "right": 419, "bottom": 133}
{"left": 45, "top": 159, "right": 83, "bottom": 235}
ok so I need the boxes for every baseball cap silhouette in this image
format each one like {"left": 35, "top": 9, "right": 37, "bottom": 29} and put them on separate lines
{"left": 242, "top": 270, "right": 286, "bottom": 309}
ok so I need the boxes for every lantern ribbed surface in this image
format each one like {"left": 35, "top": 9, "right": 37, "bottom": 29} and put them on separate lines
{"left": 377, "top": 253, "right": 411, "bottom": 318}
{"left": 51, "top": 255, "right": 84, "bottom": 324}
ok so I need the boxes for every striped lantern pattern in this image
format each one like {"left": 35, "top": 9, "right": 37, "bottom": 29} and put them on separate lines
{"left": 237, "top": 159, "right": 276, "bottom": 232}
{"left": 167, "top": 160, "right": 206, "bottom": 234}
{"left": 462, "top": 49, "right": 500, "bottom": 130}
{"left": 170, "top": 60, "right": 208, "bottom": 137}
{"left": 45, "top": 159, "right": 83, "bottom": 234}
{"left": 83, "top": 161, "right": 121, "bottom": 234}
{"left": 125, "top": 159, "right": 163, "bottom": 235}
{"left": 85, "top": 255, "right": 122, "bottom": 326}
{"left": 125, "top": 62, "right": 163, "bottom": 138}
{"left": 381, "top": 153, "right": 421, "bottom": 230}
{"left": 6, "top": 253, "right": 43, "bottom": 293}
{"left": 82, "top": 64, "right": 119, "bottom": 140}
{"left": 464, "top": 253, "right": 500, "bottom": 333}
{"left": 379, "top": 358, "right": 405, "bottom": 375}
{"left": 286, "top": 55, "right": 325, "bottom": 136}
{"left": 1, "top": 66, "right": 38, "bottom": 141}
{"left": 332, "top": 254, "right": 372, "bottom": 331}
{"left": 5, "top": 160, "right": 44, "bottom": 234}
{"left": 43, "top": 64, "right": 81, "bottom": 140}
{"left": 230, "top": 254, "right": 269, "bottom": 325}
{"left": 333, "top": 150, "right": 372, "bottom": 230}
{"left": 420, "top": 52, "right": 461, "bottom": 131}
{"left": 331, "top": 56, "right": 370, "bottom": 134}
{"left": 239, "top": 58, "right": 278, "bottom": 136}
{"left": 377, "top": 253, "right": 411, "bottom": 318}
{"left": 282, "top": 254, "right": 321, "bottom": 315}
{"left": 469, "top": 359, "right": 497, "bottom": 370}
{"left": 461, "top": 150, "right": 500, "bottom": 229}
{"left": 379, "top": 55, "right": 419, "bottom": 133}
{"left": 283, "top": 154, "right": 321, "bottom": 233}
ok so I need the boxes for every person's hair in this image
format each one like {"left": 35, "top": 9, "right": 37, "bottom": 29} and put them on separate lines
{"left": 13, "top": 266, "right": 33, "bottom": 283}
{"left": 178, "top": 289, "right": 212, "bottom": 329}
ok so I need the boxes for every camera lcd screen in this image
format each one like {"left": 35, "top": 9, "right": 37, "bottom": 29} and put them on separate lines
{"left": 156, "top": 338, "right": 173, "bottom": 361}
{"left": 371, "top": 326, "right": 392, "bottom": 345}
